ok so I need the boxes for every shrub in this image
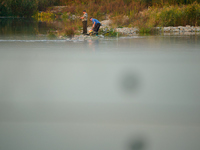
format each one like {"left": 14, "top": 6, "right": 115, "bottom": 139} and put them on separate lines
{"left": 0, "top": 0, "right": 12, "bottom": 16}
{"left": 48, "top": 29, "right": 57, "bottom": 38}
{"left": 134, "top": 2, "right": 200, "bottom": 29}
{"left": 10, "top": 0, "right": 38, "bottom": 17}
{"left": 158, "top": 2, "right": 200, "bottom": 26}
{"left": 64, "top": 26, "right": 76, "bottom": 38}
{"left": 185, "top": 2, "right": 200, "bottom": 26}
{"left": 0, "top": 0, "right": 61, "bottom": 17}
{"left": 38, "top": 0, "right": 58, "bottom": 11}
{"left": 100, "top": 28, "right": 118, "bottom": 37}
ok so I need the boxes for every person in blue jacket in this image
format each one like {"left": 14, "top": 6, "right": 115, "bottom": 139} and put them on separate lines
{"left": 90, "top": 17, "right": 101, "bottom": 35}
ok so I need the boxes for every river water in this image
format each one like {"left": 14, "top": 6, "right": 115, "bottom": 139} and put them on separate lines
{"left": 0, "top": 18, "right": 200, "bottom": 150}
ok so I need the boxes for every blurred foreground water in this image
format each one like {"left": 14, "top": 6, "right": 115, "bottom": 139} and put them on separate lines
{"left": 0, "top": 18, "right": 200, "bottom": 150}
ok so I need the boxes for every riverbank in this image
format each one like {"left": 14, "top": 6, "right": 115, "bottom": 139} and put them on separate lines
{"left": 93, "top": 21, "right": 200, "bottom": 36}
{"left": 53, "top": 23, "right": 200, "bottom": 39}
{"left": 35, "top": 2, "right": 200, "bottom": 37}
{"left": 1, "top": 1, "right": 200, "bottom": 35}
{"left": 56, "top": 24, "right": 200, "bottom": 41}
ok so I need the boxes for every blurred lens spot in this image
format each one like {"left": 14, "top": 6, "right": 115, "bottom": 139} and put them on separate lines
{"left": 120, "top": 72, "right": 141, "bottom": 94}
{"left": 128, "top": 137, "right": 146, "bottom": 150}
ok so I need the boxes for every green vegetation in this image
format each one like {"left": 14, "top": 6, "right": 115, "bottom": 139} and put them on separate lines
{"left": 135, "top": 2, "right": 200, "bottom": 32}
{"left": 0, "top": 0, "right": 60, "bottom": 17}
{"left": 47, "top": 29, "right": 57, "bottom": 39}
{"left": 64, "top": 26, "right": 76, "bottom": 38}
{"left": 99, "top": 28, "right": 119, "bottom": 37}
{"left": 108, "top": 2, "right": 200, "bottom": 32}
{"left": 38, "top": 0, "right": 60, "bottom": 11}
{"left": 10, "top": 0, "right": 38, "bottom": 17}
{"left": 1, "top": 0, "right": 200, "bottom": 18}
{"left": 1, "top": 0, "right": 200, "bottom": 34}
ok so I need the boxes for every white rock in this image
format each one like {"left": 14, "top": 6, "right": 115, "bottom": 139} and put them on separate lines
{"left": 164, "top": 27, "right": 170, "bottom": 32}
{"left": 100, "top": 20, "right": 112, "bottom": 26}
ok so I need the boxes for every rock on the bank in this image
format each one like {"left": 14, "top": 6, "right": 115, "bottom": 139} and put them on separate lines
{"left": 116, "top": 27, "right": 139, "bottom": 35}
{"left": 161, "top": 26, "right": 200, "bottom": 33}
{"left": 101, "top": 20, "right": 112, "bottom": 27}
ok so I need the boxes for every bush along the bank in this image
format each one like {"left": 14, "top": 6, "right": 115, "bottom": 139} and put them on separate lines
{"left": 0, "top": 0, "right": 11, "bottom": 16}
{"left": 157, "top": 2, "right": 200, "bottom": 26}
{"left": 47, "top": 29, "right": 57, "bottom": 39}
{"left": 38, "top": 0, "right": 60, "bottom": 11}
{"left": 133, "top": 2, "right": 200, "bottom": 33}
{"left": 0, "top": 0, "right": 59, "bottom": 17}
{"left": 0, "top": 0, "right": 38, "bottom": 17}
{"left": 99, "top": 28, "right": 119, "bottom": 37}
{"left": 10, "top": 0, "right": 38, "bottom": 17}
{"left": 64, "top": 26, "right": 77, "bottom": 38}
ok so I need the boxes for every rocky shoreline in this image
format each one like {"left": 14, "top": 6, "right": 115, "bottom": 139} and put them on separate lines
{"left": 66, "top": 25, "right": 200, "bottom": 41}
{"left": 98, "top": 20, "right": 200, "bottom": 35}
{"left": 99, "top": 25, "right": 200, "bottom": 36}
{"left": 56, "top": 20, "right": 200, "bottom": 40}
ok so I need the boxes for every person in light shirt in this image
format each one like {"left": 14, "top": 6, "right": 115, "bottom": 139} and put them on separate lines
{"left": 80, "top": 10, "right": 88, "bottom": 34}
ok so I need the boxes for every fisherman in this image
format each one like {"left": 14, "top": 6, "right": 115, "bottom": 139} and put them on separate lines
{"left": 80, "top": 10, "right": 88, "bottom": 34}
{"left": 90, "top": 17, "right": 101, "bottom": 35}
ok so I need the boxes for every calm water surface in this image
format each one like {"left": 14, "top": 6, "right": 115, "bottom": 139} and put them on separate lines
{"left": 0, "top": 18, "right": 200, "bottom": 150}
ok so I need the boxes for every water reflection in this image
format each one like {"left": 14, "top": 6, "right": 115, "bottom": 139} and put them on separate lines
{"left": 88, "top": 39, "right": 99, "bottom": 52}
{"left": 0, "top": 18, "right": 57, "bottom": 37}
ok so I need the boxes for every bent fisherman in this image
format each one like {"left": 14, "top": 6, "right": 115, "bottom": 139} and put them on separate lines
{"left": 90, "top": 17, "right": 101, "bottom": 35}
{"left": 80, "top": 10, "right": 88, "bottom": 34}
